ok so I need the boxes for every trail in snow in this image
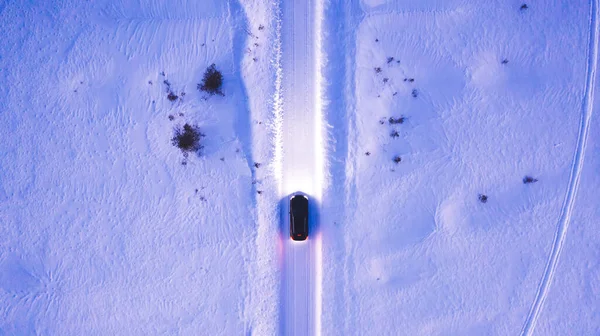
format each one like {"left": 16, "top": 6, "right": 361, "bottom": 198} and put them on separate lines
{"left": 520, "top": 1, "right": 599, "bottom": 335}
{"left": 278, "top": 0, "right": 321, "bottom": 334}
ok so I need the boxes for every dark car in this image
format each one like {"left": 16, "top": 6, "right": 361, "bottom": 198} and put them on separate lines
{"left": 290, "top": 195, "right": 309, "bottom": 241}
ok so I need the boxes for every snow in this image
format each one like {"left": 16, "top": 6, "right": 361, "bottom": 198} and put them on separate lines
{"left": 2, "top": 0, "right": 600, "bottom": 335}
{"left": 0, "top": 0, "right": 262, "bottom": 334}
{"left": 320, "top": 1, "right": 600, "bottom": 335}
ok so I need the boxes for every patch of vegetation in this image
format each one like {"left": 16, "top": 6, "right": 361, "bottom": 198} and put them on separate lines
{"left": 198, "top": 64, "right": 224, "bottom": 96}
{"left": 393, "top": 156, "right": 402, "bottom": 163}
{"left": 523, "top": 176, "right": 538, "bottom": 184}
{"left": 167, "top": 92, "right": 178, "bottom": 101}
{"left": 389, "top": 116, "right": 405, "bottom": 125}
{"left": 171, "top": 123, "right": 204, "bottom": 156}
{"left": 478, "top": 194, "right": 488, "bottom": 203}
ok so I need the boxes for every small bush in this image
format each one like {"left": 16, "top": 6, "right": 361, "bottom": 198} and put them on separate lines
{"left": 172, "top": 123, "right": 204, "bottom": 154}
{"left": 393, "top": 156, "right": 402, "bottom": 163}
{"left": 198, "top": 64, "right": 224, "bottom": 96}
{"left": 478, "top": 194, "right": 488, "bottom": 203}
{"left": 389, "top": 116, "right": 405, "bottom": 125}
{"left": 390, "top": 130, "right": 400, "bottom": 138}
{"left": 523, "top": 176, "right": 538, "bottom": 184}
{"left": 167, "top": 92, "right": 178, "bottom": 101}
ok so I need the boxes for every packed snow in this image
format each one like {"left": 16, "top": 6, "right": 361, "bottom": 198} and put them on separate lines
{"left": 1, "top": 0, "right": 599, "bottom": 335}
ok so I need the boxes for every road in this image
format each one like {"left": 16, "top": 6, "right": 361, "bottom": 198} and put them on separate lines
{"left": 278, "top": 0, "right": 322, "bottom": 334}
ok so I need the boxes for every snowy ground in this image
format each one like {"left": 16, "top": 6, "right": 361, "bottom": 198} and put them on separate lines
{"left": 0, "top": 0, "right": 267, "bottom": 334}
{"left": 321, "top": 0, "right": 600, "bottom": 335}
{"left": 2, "top": 0, "right": 600, "bottom": 335}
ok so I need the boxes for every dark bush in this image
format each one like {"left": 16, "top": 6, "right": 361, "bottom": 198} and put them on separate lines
{"left": 167, "top": 92, "right": 178, "bottom": 101}
{"left": 172, "top": 123, "right": 204, "bottom": 154}
{"left": 393, "top": 156, "right": 402, "bottom": 163}
{"left": 389, "top": 116, "right": 405, "bottom": 125}
{"left": 478, "top": 194, "right": 488, "bottom": 203}
{"left": 523, "top": 176, "right": 538, "bottom": 184}
{"left": 198, "top": 64, "right": 224, "bottom": 96}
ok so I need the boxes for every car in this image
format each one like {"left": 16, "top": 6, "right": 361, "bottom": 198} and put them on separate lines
{"left": 289, "top": 194, "right": 309, "bottom": 241}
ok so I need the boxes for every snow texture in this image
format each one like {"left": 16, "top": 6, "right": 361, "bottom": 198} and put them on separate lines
{"left": 1, "top": 0, "right": 600, "bottom": 335}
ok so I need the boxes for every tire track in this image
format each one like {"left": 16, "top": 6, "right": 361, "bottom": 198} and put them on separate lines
{"left": 520, "top": 1, "right": 599, "bottom": 335}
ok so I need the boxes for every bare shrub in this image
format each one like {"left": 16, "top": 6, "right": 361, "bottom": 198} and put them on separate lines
{"left": 172, "top": 123, "right": 204, "bottom": 154}
{"left": 198, "top": 64, "right": 224, "bottom": 96}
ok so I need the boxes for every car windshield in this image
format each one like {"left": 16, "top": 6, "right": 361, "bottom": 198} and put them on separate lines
{"left": 292, "top": 198, "right": 307, "bottom": 214}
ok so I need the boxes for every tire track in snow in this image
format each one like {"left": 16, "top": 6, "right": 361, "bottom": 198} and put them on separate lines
{"left": 520, "top": 1, "right": 599, "bottom": 335}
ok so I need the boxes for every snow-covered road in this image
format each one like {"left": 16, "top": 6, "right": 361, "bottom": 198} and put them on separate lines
{"left": 277, "top": 0, "right": 322, "bottom": 334}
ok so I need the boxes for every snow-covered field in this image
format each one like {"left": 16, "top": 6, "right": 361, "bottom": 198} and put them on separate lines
{"left": 1, "top": 0, "right": 599, "bottom": 335}
{"left": 321, "top": 1, "right": 600, "bottom": 335}
{"left": 0, "top": 1, "right": 268, "bottom": 334}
